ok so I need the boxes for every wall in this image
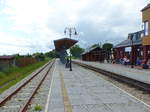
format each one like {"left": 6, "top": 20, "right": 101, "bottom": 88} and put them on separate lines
{"left": 142, "top": 8, "right": 150, "bottom": 45}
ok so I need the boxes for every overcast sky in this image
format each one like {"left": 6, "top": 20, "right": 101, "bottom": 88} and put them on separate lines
{"left": 0, "top": 0, "right": 149, "bottom": 55}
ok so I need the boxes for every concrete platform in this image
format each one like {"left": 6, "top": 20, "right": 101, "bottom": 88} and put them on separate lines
{"left": 46, "top": 59, "right": 150, "bottom": 112}
{"left": 74, "top": 60, "right": 150, "bottom": 85}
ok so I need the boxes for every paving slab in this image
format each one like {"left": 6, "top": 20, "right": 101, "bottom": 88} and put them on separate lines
{"left": 74, "top": 60, "right": 150, "bottom": 85}
{"left": 46, "top": 61, "right": 64, "bottom": 112}
{"left": 47, "top": 59, "right": 150, "bottom": 112}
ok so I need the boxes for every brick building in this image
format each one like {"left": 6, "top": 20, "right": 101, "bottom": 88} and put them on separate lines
{"left": 114, "top": 4, "right": 150, "bottom": 64}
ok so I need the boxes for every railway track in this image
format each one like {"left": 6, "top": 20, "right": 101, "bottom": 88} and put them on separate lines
{"left": 73, "top": 61, "right": 150, "bottom": 92}
{"left": 0, "top": 60, "right": 55, "bottom": 112}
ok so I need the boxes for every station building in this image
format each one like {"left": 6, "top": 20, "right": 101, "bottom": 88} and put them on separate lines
{"left": 81, "top": 46, "right": 106, "bottom": 62}
{"left": 141, "top": 4, "right": 150, "bottom": 62}
{"left": 114, "top": 31, "right": 144, "bottom": 64}
{"left": 114, "top": 4, "right": 150, "bottom": 64}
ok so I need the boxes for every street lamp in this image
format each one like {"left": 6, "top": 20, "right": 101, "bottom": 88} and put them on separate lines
{"left": 64, "top": 27, "right": 78, "bottom": 71}
{"left": 130, "top": 34, "right": 134, "bottom": 68}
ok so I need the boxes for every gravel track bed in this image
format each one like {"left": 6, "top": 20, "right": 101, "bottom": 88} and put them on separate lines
{"left": 0, "top": 63, "right": 51, "bottom": 112}
{"left": 79, "top": 65, "right": 150, "bottom": 106}
{"left": 0, "top": 63, "right": 48, "bottom": 101}
{"left": 27, "top": 64, "right": 54, "bottom": 112}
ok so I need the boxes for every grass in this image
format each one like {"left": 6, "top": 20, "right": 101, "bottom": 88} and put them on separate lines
{"left": 71, "top": 56, "right": 81, "bottom": 59}
{"left": 0, "top": 59, "right": 51, "bottom": 94}
{"left": 34, "top": 104, "right": 42, "bottom": 111}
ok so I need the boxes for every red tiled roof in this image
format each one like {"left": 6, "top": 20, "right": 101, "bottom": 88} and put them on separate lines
{"left": 0, "top": 56, "right": 15, "bottom": 60}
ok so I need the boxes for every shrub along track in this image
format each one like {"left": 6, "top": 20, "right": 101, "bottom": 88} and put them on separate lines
{"left": 0, "top": 60, "right": 55, "bottom": 112}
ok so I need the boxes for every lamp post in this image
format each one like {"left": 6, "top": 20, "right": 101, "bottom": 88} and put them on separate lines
{"left": 130, "top": 35, "right": 134, "bottom": 68}
{"left": 64, "top": 27, "right": 78, "bottom": 71}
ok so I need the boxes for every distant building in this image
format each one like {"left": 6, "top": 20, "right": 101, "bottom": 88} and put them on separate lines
{"left": 0, "top": 56, "right": 16, "bottom": 70}
{"left": 81, "top": 46, "right": 106, "bottom": 62}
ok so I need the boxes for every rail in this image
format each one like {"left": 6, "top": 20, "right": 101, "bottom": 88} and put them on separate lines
{"left": 0, "top": 59, "right": 55, "bottom": 112}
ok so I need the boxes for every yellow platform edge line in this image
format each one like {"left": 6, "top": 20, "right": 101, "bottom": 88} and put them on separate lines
{"left": 60, "top": 72, "right": 72, "bottom": 112}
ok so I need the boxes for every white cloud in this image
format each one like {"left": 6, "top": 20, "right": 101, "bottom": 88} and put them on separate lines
{"left": 0, "top": 0, "right": 149, "bottom": 54}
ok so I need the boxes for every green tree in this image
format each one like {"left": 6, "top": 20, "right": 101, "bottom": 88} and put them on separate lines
{"left": 25, "top": 53, "right": 32, "bottom": 57}
{"left": 45, "top": 49, "right": 59, "bottom": 58}
{"left": 13, "top": 54, "right": 21, "bottom": 59}
{"left": 33, "top": 53, "right": 45, "bottom": 61}
{"left": 90, "top": 44, "right": 99, "bottom": 48}
{"left": 102, "top": 43, "right": 113, "bottom": 51}
{"left": 70, "top": 45, "right": 84, "bottom": 58}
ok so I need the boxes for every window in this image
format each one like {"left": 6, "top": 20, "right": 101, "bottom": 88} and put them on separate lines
{"left": 133, "top": 34, "right": 136, "bottom": 41}
{"left": 140, "top": 32, "right": 144, "bottom": 38}
{"left": 144, "top": 21, "right": 149, "bottom": 36}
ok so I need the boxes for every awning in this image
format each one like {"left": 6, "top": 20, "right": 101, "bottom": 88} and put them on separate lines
{"left": 54, "top": 38, "right": 78, "bottom": 51}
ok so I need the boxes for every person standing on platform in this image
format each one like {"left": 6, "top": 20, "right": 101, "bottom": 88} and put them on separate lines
{"left": 65, "top": 57, "right": 69, "bottom": 68}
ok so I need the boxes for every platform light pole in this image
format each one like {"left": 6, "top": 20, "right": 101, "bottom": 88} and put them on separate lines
{"left": 64, "top": 27, "right": 78, "bottom": 71}
{"left": 130, "top": 35, "right": 134, "bottom": 68}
